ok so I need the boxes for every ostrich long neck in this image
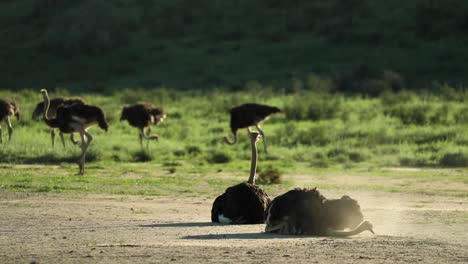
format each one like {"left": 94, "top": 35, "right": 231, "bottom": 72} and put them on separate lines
{"left": 42, "top": 92, "right": 53, "bottom": 122}
{"left": 325, "top": 221, "right": 371, "bottom": 237}
{"left": 247, "top": 136, "right": 258, "bottom": 184}
{"left": 42, "top": 93, "right": 56, "bottom": 127}
{"left": 223, "top": 132, "right": 237, "bottom": 145}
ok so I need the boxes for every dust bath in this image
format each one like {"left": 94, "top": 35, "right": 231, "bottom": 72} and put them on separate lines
{"left": 0, "top": 190, "right": 466, "bottom": 263}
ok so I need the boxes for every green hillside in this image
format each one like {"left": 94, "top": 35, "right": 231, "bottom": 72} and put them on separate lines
{"left": 1, "top": 0, "right": 467, "bottom": 91}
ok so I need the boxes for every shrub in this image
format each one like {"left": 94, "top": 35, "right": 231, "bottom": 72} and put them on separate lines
{"left": 380, "top": 90, "right": 417, "bottom": 106}
{"left": 283, "top": 93, "right": 343, "bottom": 121}
{"left": 384, "top": 103, "right": 433, "bottom": 125}
{"left": 257, "top": 165, "right": 282, "bottom": 185}
{"left": 85, "top": 148, "right": 102, "bottom": 162}
{"left": 206, "top": 150, "right": 231, "bottom": 164}
{"left": 439, "top": 152, "right": 468, "bottom": 167}
{"left": 335, "top": 66, "right": 405, "bottom": 96}
{"left": 297, "top": 124, "right": 335, "bottom": 146}
{"left": 305, "top": 73, "right": 336, "bottom": 93}
{"left": 310, "top": 152, "right": 330, "bottom": 168}
{"left": 173, "top": 149, "right": 186, "bottom": 157}
{"left": 132, "top": 150, "right": 154, "bottom": 162}
{"left": 454, "top": 107, "right": 468, "bottom": 124}
{"left": 348, "top": 151, "right": 367, "bottom": 162}
{"left": 186, "top": 145, "right": 202, "bottom": 156}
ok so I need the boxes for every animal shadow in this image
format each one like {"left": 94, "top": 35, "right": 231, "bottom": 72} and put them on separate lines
{"left": 140, "top": 222, "right": 214, "bottom": 228}
{"left": 182, "top": 232, "right": 301, "bottom": 240}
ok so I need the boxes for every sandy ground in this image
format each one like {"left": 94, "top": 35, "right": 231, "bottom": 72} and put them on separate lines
{"left": 0, "top": 190, "right": 467, "bottom": 264}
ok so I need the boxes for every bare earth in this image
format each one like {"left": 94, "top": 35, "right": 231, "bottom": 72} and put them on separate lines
{"left": 0, "top": 190, "right": 467, "bottom": 264}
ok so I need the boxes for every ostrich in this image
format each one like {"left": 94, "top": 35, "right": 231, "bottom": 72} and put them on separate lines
{"left": 0, "top": 99, "right": 20, "bottom": 143}
{"left": 32, "top": 97, "right": 85, "bottom": 147}
{"left": 40, "top": 89, "right": 108, "bottom": 175}
{"left": 211, "top": 131, "right": 271, "bottom": 224}
{"left": 265, "top": 188, "right": 374, "bottom": 237}
{"left": 224, "top": 103, "right": 280, "bottom": 154}
{"left": 120, "top": 103, "right": 166, "bottom": 148}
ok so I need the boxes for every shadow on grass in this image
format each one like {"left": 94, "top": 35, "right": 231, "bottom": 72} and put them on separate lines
{"left": 23, "top": 154, "right": 78, "bottom": 164}
{"left": 0, "top": 152, "right": 100, "bottom": 165}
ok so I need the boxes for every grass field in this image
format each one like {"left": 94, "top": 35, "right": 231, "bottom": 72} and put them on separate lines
{"left": 0, "top": 88, "right": 467, "bottom": 197}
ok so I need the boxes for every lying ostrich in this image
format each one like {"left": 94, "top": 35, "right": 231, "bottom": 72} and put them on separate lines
{"left": 224, "top": 103, "right": 280, "bottom": 154}
{"left": 120, "top": 103, "right": 166, "bottom": 148}
{"left": 32, "top": 97, "right": 85, "bottom": 147}
{"left": 265, "top": 188, "right": 374, "bottom": 237}
{"left": 0, "top": 99, "right": 20, "bottom": 143}
{"left": 212, "top": 131, "right": 271, "bottom": 224}
{"left": 40, "top": 89, "right": 109, "bottom": 175}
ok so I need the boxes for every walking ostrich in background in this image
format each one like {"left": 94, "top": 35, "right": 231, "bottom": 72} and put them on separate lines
{"left": 40, "top": 89, "right": 108, "bottom": 175}
{"left": 0, "top": 99, "right": 20, "bottom": 143}
{"left": 265, "top": 188, "right": 374, "bottom": 237}
{"left": 212, "top": 131, "right": 271, "bottom": 224}
{"left": 224, "top": 103, "right": 280, "bottom": 154}
{"left": 32, "top": 97, "right": 85, "bottom": 147}
{"left": 120, "top": 103, "right": 166, "bottom": 148}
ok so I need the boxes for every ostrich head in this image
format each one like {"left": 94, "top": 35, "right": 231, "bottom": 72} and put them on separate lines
{"left": 40, "top": 89, "right": 49, "bottom": 99}
{"left": 323, "top": 195, "right": 364, "bottom": 230}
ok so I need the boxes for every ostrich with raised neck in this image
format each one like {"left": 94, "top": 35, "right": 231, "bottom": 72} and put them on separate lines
{"left": 32, "top": 97, "right": 85, "bottom": 147}
{"left": 40, "top": 89, "right": 108, "bottom": 174}
{"left": 211, "top": 131, "right": 271, "bottom": 224}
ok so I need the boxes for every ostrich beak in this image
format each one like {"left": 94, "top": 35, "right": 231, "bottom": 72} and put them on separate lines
{"left": 369, "top": 228, "right": 375, "bottom": 234}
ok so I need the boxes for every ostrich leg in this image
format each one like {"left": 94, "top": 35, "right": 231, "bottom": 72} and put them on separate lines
{"left": 256, "top": 124, "right": 268, "bottom": 154}
{"left": 77, "top": 129, "right": 93, "bottom": 175}
{"left": 138, "top": 128, "right": 144, "bottom": 148}
{"left": 145, "top": 127, "right": 151, "bottom": 149}
{"left": 0, "top": 124, "right": 2, "bottom": 143}
{"left": 6, "top": 116, "right": 13, "bottom": 142}
{"left": 69, "top": 133, "right": 79, "bottom": 145}
{"left": 59, "top": 130, "right": 66, "bottom": 147}
{"left": 51, "top": 129, "right": 56, "bottom": 147}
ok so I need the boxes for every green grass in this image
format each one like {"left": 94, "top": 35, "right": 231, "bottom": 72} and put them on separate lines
{"left": 0, "top": 88, "right": 467, "bottom": 198}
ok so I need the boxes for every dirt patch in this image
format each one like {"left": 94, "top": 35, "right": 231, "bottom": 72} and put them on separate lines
{"left": 0, "top": 190, "right": 467, "bottom": 263}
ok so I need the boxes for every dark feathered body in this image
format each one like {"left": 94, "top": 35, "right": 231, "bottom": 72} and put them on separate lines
{"left": 121, "top": 103, "right": 165, "bottom": 129}
{"left": 40, "top": 89, "right": 108, "bottom": 174}
{"left": 47, "top": 104, "right": 108, "bottom": 133}
{"left": 211, "top": 182, "right": 271, "bottom": 224}
{"left": 32, "top": 97, "right": 84, "bottom": 120}
{"left": 229, "top": 103, "right": 280, "bottom": 135}
{"left": 265, "top": 188, "right": 365, "bottom": 235}
{"left": 0, "top": 99, "right": 20, "bottom": 121}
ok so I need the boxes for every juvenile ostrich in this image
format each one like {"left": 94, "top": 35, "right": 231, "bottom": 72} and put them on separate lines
{"left": 32, "top": 97, "right": 85, "bottom": 147}
{"left": 212, "top": 131, "right": 271, "bottom": 224}
{"left": 120, "top": 103, "right": 166, "bottom": 148}
{"left": 265, "top": 188, "right": 374, "bottom": 237}
{"left": 224, "top": 103, "right": 280, "bottom": 154}
{"left": 40, "top": 89, "right": 109, "bottom": 175}
{"left": 0, "top": 99, "right": 20, "bottom": 143}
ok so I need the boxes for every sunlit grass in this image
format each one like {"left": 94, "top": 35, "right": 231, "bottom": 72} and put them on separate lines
{"left": 0, "top": 89, "right": 467, "bottom": 197}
